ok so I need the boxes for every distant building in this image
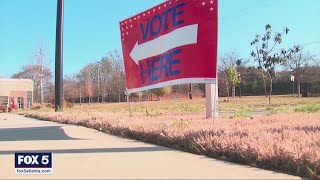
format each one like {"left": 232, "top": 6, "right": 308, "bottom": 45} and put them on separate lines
{"left": 0, "top": 79, "right": 33, "bottom": 112}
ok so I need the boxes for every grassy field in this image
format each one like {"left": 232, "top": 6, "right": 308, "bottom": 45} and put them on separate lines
{"left": 16, "top": 96, "right": 320, "bottom": 177}
{"left": 67, "top": 95, "right": 320, "bottom": 118}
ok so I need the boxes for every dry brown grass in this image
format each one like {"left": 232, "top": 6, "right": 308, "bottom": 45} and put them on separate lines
{"left": 16, "top": 96, "right": 320, "bottom": 177}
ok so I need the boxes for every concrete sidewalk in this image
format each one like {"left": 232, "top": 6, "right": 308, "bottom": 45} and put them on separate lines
{"left": 0, "top": 113, "right": 300, "bottom": 179}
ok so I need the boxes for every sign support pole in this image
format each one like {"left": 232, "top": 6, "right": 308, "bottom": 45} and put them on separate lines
{"left": 206, "top": 83, "right": 218, "bottom": 119}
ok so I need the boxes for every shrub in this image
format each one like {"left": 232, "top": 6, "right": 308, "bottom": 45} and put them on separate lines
{"left": 151, "top": 87, "right": 172, "bottom": 100}
{"left": 17, "top": 108, "right": 320, "bottom": 178}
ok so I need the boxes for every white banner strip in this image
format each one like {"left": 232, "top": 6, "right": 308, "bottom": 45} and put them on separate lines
{"left": 127, "top": 78, "right": 216, "bottom": 94}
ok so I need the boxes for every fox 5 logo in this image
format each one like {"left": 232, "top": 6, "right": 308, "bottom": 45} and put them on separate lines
{"left": 15, "top": 153, "right": 52, "bottom": 168}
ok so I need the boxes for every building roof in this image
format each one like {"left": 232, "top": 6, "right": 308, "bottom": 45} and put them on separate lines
{"left": 0, "top": 79, "right": 33, "bottom": 96}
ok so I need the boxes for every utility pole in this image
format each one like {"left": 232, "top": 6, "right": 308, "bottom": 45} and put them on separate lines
{"left": 55, "top": 0, "right": 64, "bottom": 112}
{"left": 292, "top": 81, "right": 295, "bottom": 97}
{"left": 291, "top": 75, "right": 295, "bottom": 97}
{"left": 238, "top": 73, "right": 242, "bottom": 98}
{"left": 40, "top": 54, "right": 44, "bottom": 104}
{"left": 37, "top": 44, "right": 45, "bottom": 105}
{"left": 97, "top": 62, "right": 100, "bottom": 103}
{"left": 40, "top": 75, "right": 44, "bottom": 104}
{"left": 79, "top": 90, "right": 82, "bottom": 105}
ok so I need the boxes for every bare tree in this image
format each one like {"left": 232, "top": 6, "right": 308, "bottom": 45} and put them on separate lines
{"left": 28, "top": 42, "right": 51, "bottom": 103}
{"left": 77, "top": 63, "right": 94, "bottom": 104}
{"left": 108, "top": 50, "right": 126, "bottom": 102}
{"left": 64, "top": 74, "right": 80, "bottom": 103}
{"left": 99, "top": 57, "right": 113, "bottom": 102}
{"left": 12, "top": 43, "right": 52, "bottom": 103}
{"left": 284, "top": 46, "right": 316, "bottom": 97}
{"left": 71, "top": 50, "right": 126, "bottom": 104}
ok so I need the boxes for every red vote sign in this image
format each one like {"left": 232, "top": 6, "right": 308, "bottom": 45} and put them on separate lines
{"left": 120, "top": 0, "right": 218, "bottom": 93}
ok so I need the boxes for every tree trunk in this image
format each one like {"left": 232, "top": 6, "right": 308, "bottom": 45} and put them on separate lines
{"left": 268, "top": 78, "right": 273, "bottom": 105}
{"left": 232, "top": 85, "right": 236, "bottom": 98}
{"left": 40, "top": 77, "right": 44, "bottom": 104}
{"left": 259, "top": 70, "right": 268, "bottom": 97}
{"left": 188, "top": 84, "right": 193, "bottom": 99}
{"left": 297, "top": 79, "right": 301, "bottom": 98}
{"left": 224, "top": 74, "right": 230, "bottom": 100}
{"left": 226, "top": 85, "right": 230, "bottom": 101}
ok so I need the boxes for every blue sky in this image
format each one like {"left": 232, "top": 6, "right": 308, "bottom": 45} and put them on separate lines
{"left": 0, "top": 0, "right": 319, "bottom": 77}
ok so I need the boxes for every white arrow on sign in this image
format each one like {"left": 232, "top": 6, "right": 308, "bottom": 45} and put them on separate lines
{"left": 130, "top": 24, "right": 198, "bottom": 64}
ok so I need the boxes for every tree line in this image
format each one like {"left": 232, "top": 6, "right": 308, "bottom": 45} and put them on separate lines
{"left": 11, "top": 25, "right": 320, "bottom": 104}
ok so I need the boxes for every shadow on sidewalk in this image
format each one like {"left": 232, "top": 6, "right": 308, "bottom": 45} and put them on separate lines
{"left": 0, "top": 146, "right": 172, "bottom": 155}
{"left": 0, "top": 126, "right": 81, "bottom": 141}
